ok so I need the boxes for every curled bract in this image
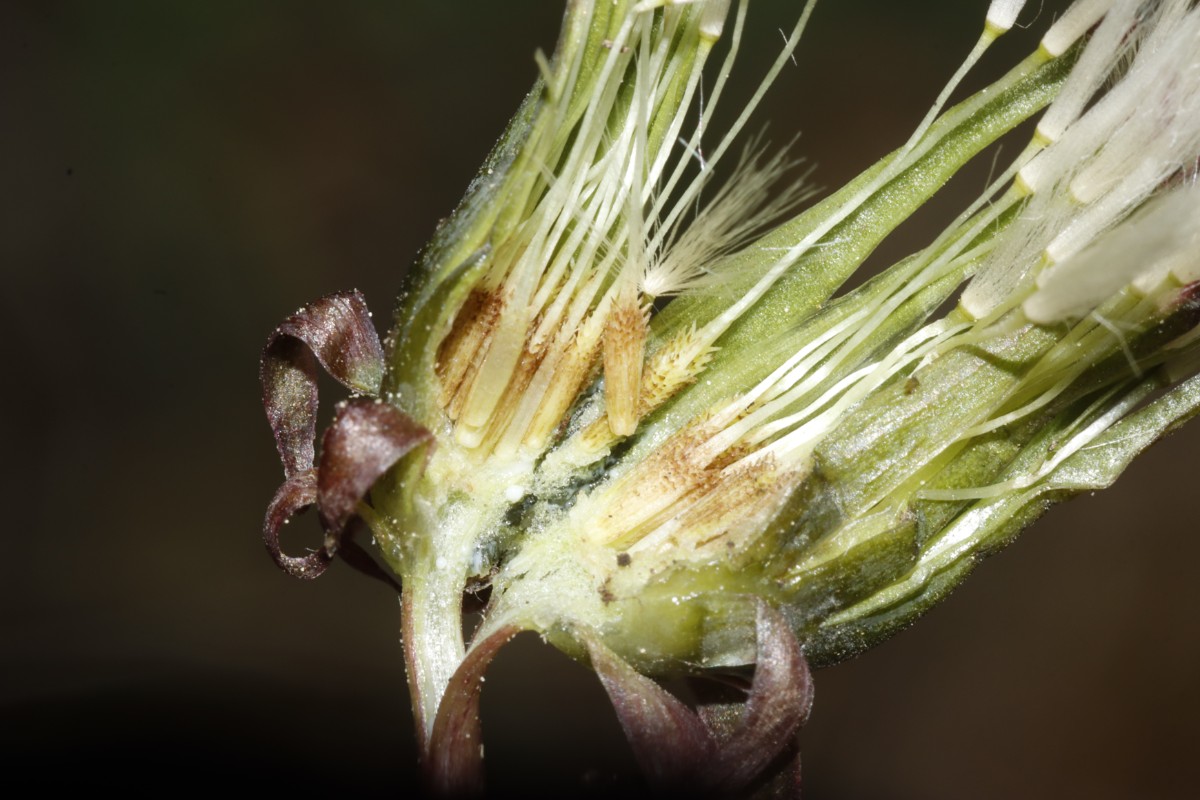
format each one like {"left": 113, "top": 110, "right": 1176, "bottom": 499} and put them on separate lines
{"left": 260, "top": 291, "right": 431, "bottom": 583}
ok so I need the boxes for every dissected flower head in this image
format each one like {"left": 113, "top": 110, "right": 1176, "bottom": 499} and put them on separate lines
{"left": 260, "top": 0, "right": 1200, "bottom": 793}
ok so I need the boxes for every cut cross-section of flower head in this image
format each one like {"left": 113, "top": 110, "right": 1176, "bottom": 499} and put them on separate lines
{"left": 260, "top": 0, "right": 1200, "bottom": 793}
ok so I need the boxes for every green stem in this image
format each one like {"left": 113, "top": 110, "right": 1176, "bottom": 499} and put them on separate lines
{"left": 403, "top": 574, "right": 464, "bottom": 747}
{"left": 400, "top": 512, "right": 483, "bottom": 745}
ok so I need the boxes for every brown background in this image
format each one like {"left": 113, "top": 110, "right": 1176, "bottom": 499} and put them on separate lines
{"left": 3, "top": 1, "right": 1197, "bottom": 796}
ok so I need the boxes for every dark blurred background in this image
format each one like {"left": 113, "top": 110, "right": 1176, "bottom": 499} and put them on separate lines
{"left": 3, "top": 1, "right": 1197, "bottom": 797}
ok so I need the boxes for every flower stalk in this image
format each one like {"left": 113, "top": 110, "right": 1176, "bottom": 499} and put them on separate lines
{"left": 260, "top": 0, "right": 1200, "bottom": 793}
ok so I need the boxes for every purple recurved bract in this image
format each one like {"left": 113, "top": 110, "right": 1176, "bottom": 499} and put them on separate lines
{"left": 590, "top": 602, "right": 814, "bottom": 797}
{"left": 259, "top": 290, "right": 431, "bottom": 583}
